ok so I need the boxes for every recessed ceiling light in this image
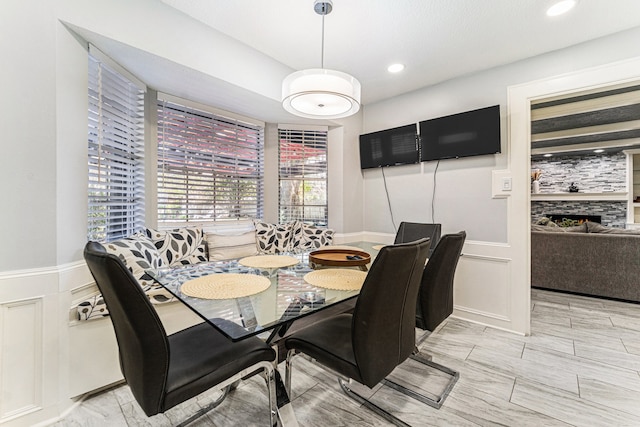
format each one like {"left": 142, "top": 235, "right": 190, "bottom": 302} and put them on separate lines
{"left": 387, "top": 63, "right": 405, "bottom": 73}
{"left": 594, "top": 149, "right": 604, "bottom": 153}
{"left": 543, "top": 153, "right": 553, "bottom": 157}
{"left": 547, "top": 0, "right": 577, "bottom": 17}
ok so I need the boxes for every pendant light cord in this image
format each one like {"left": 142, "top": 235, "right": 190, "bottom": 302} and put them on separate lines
{"left": 320, "top": 13, "right": 325, "bottom": 68}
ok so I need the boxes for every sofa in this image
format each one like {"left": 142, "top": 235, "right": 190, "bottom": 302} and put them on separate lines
{"left": 531, "top": 221, "right": 640, "bottom": 302}
{"left": 76, "top": 220, "right": 334, "bottom": 321}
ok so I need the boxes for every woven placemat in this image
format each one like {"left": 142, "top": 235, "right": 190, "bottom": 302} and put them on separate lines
{"left": 180, "top": 273, "right": 271, "bottom": 300}
{"left": 304, "top": 269, "right": 367, "bottom": 291}
{"left": 239, "top": 255, "right": 300, "bottom": 269}
{"left": 372, "top": 244, "right": 386, "bottom": 251}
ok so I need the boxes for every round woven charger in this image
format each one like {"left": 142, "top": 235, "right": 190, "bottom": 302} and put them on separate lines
{"left": 180, "top": 273, "right": 271, "bottom": 300}
{"left": 239, "top": 255, "right": 300, "bottom": 269}
{"left": 304, "top": 269, "right": 367, "bottom": 291}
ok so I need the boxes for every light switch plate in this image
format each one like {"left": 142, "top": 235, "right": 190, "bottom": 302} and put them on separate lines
{"left": 502, "top": 177, "right": 512, "bottom": 191}
{"left": 491, "top": 169, "right": 512, "bottom": 199}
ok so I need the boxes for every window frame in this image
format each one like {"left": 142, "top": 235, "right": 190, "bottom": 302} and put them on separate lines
{"left": 87, "top": 47, "right": 146, "bottom": 242}
{"left": 156, "top": 94, "right": 265, "bottom": 226}
{"left": 278, "top": 125, "right": 329, "bottom": 226}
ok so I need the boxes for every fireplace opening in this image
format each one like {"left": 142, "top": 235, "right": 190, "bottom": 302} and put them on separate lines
{"left": 545, "top": 214, "right": 602, "bottom": 225}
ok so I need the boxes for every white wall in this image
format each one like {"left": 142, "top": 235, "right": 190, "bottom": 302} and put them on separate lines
{"left": 1, "top": 0, "right": 58, "bottom": 271}
{"left": 362, "top": 25, "right": 640, "bottom": 243}
{"left": 360, "top": 25, "right": 640, "bottom": 339}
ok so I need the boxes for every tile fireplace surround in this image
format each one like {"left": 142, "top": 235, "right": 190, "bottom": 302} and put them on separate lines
{"left": 531, "top": 201, "right": 626, "bottom": 227}
{"left": 531, "top": 152, "right": 627, "bottom": 227}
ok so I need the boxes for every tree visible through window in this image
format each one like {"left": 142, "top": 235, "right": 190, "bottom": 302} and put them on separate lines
{"left": 157, "top": 98, "right": 264, "bottom": 224}
{"left": 278, "top": 127, "right": 328, "bottom": 226}
{"left": 87, "top": 53, "right": 145, "bottom": 242}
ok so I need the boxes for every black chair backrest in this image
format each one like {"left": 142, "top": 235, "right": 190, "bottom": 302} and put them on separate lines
{"left": 83, "top": 241, "right": 169, "bottom": 416}
{"left": 352, "top": 238, "right": 431, "bottom": 387}
{"left": 416, "top": 231, "right": 466, "bottom": 331}
{"left": 394, "top": 222, "right": 441, "bottom": 254}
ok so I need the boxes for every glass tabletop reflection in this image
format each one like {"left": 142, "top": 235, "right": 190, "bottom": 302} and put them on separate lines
{"left": 148, "top": 242, "right": 381, "bottom": 342}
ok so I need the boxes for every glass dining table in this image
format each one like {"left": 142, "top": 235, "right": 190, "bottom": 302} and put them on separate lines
{"left": 147, "top": 242, "right": 382, "bottom": 426}
{"left": 148, "top": 242, "right": 380, "bottom": 342}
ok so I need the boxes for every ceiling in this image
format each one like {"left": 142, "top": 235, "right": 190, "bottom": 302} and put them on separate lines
{"left": 78, "top": 0, "right": 640, "bottom": 123}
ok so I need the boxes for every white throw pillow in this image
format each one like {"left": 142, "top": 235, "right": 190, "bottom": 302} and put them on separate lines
{"left": 206, "top": 230, "right": 258, "bottom": 261}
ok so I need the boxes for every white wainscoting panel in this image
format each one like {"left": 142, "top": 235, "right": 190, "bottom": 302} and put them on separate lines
{"left": 0, "top": 297, "right": 43, "bottom": 422}
{"left": 335, "top": 233, "right": 518, "bottom": 333}
{"left": 454, "top": 253, "right": 511, "bottom": 323}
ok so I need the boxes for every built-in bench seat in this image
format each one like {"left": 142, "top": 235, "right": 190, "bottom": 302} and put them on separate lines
{"left": 76, "top": 220, "right": 334, "bottom": 321}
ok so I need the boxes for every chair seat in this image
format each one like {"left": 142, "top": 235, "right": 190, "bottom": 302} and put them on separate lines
{"left": 285, "top": 314, "right": 362, "bottom": 384}
{"left": 165, "top": 321, "right": 275, "bottom": 410}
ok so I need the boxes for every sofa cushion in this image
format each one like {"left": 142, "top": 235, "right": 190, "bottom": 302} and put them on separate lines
{"left": 254, "top": 220, "right": 295, "bottom": 254}
{"left": 586, "top": 222, "right": 640, "bottom": 234}
{"left": 290, "top": 222, "right": 334, "bottom": 252}
{"left": 146, "top": 227, "right": 207, "bottom": 266}
{"left": 531, "top": 223, "right": 587, "bottom": 233}
{"left": 206, "top": 230, "right": 258, "bottom": 261}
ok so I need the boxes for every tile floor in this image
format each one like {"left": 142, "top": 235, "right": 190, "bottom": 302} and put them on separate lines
{"left": 54, "top": 289, "right": 640, "bottom": 426}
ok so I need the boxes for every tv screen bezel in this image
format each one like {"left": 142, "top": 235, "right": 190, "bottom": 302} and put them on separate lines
{"left": 419, "top": 105, "right": 501, "bottom": 162}
{"left": 359, "top": 123, "right": 419, "bottom": 169}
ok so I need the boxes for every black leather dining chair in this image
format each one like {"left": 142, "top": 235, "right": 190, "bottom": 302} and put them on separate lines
{"left": 394, "top": 221, "right": 441, "bottom": 255}
{"left": 83, "top": 242, "right": 277, "bottom": 426}
{"left": 383, "top": 231, "right": 466, "bottom": 409}
{"left": 284, "top": 238, "right": 431, "bottom": 425}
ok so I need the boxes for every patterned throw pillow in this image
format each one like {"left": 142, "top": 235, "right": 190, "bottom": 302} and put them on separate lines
{"left": 291, "top": 222, "right": 335, "bottom": 252}
{"left": 145, "top": 227, "right": 207, "bottom": 267}
{"left": 103, "top": 234, "right": 162, "bottom": 288}
{"left": 253, "top": 220, "right": 295, "bottom": 254}
{"left": 206, "top": 230, "right": 258, "bottom": 261}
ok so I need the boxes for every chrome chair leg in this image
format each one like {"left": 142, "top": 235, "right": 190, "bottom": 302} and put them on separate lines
{"left": 338, "top": 378, "right": 410, "bottom": 427}
{"left": 285, "top": 349, "right": 296, "bottom": 396}
{"left": 264, "top": 367, "right": 278, "bottom": 427}
{"left": 174, "top": 385, "right": 230, "bottom": 427}
{"left": 382, "top": 352, "right": 459, "bottom": 409}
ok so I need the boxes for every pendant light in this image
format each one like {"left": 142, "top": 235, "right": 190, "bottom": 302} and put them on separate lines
{"left": 282, "top": 0, "right": 361, "bottom": 119}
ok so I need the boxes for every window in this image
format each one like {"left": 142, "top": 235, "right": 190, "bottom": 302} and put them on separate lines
{"left": 87, "top": 51, "right": 145, "bottom": 242}
{"left": 157, "top": 96, "right": 264, "bottom": 224}
{"left": 278, "top": 126, "right": 328, "bottom": 226}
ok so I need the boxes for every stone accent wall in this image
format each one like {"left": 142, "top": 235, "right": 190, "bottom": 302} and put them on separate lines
{"left": 531, "top": 201, "right": 627, "bottom": 228}
{"left": 531, "top": 151, "right": 628, "bottom": 228}
{"left": 531, "top": 151, "right": 626, "bottom": 193}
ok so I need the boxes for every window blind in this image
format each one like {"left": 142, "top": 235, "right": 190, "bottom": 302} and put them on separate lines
{"left": 87, "top": 55, "right": 145, "bottom": 242}
{"left": 278, "top": 127, "right": 328, "bottom": 226}
{"left": 157, "top": 99, "right": 264, "bottom": 224}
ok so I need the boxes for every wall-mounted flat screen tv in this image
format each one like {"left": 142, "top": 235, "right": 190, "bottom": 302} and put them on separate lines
{"left": 419, "top": 105, "right": 501, "bottom": 161}
{"left": 359, "top": 124, "right": 419, "bottom": 169}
